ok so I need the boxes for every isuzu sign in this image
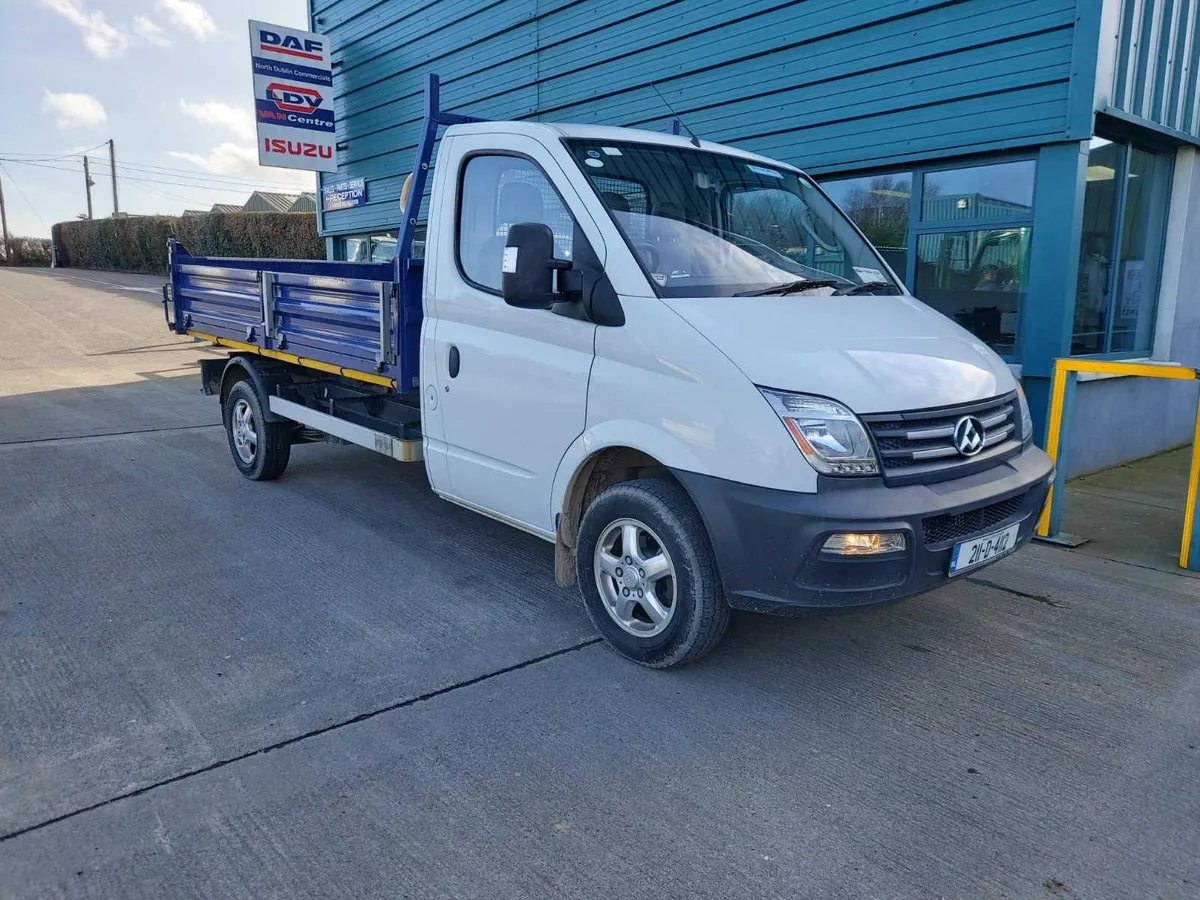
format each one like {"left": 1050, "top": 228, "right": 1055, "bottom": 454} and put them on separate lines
{"left": 249, "top": 19, "right": 336, "bottom": 173}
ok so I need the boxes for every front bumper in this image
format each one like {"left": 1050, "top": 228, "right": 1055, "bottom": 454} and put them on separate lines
{"left": 673, "top": 445, "right": 1054, "bottom": 616}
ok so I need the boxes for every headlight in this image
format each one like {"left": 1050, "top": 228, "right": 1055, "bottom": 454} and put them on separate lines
{"left": 1015, "top": 382, "right": 1033, "bottom": 445}
{"left": 759, "top": 389, "right": 879, "bottom": 476}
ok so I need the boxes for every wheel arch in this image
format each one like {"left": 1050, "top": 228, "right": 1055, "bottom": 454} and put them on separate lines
{"left": 553, "top": 442, "right": 703, "bottom": 588}
{"left": 218, "top": 354, "right": 292, "bottom": 422}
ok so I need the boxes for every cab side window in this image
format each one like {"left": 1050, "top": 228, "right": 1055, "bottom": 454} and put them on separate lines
{"left": 457, "top": 155, "right": 575, "bottom": 293}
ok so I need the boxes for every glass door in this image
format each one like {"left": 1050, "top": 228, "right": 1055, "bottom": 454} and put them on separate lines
{"left": 1072, "top": 137, "right": 1170, "bottom": 355}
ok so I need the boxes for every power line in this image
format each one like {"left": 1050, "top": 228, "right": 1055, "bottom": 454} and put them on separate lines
{"left": 115, "top": 158, "right": 297, "bottom": 184}
{"left": 0, "top": 163, "right": 49, "bottom": 230}
{"left": 0, "top": 158, "right": 288, "bottom": 197}
{"left": 115, "top": 163, "right": 305, "bottom": 190}
{"left": 0, "top": 157, "right": 309, "bottom": 196}
{"left": 0, "top": 152, "right": 304, "bottom": 191}
{"left": 131, "top": 181, "right": 200, "bottom": 206}
{"left": 0, "top": 142, "right": 111, "bottom": 163}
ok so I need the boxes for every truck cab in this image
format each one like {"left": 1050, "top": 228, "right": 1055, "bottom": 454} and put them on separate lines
{"left": 169, "top": 81, "right": 1053, "bottom": 668}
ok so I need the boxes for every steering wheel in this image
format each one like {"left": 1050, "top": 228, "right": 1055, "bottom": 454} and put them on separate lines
{"left": 633, "top": 242, "right": 660, "bottom": 273}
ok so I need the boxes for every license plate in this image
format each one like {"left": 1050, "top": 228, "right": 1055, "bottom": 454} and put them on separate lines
{"left": 948, "top": 522, "right": 1022, "bottom": 575}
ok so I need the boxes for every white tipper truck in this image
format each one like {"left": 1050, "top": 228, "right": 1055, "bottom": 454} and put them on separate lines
{"left": 168, "top": 76, "right": 1053, "bottom": 668}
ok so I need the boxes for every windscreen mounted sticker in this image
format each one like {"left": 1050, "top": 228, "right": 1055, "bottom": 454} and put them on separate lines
{"left": 853, "top": 266, "right": 886, "bottom": 283}
{"left": 585, "top": 158, "right": 604, "bottom": 168}
{"left": 502, "top": 247, "right": 519, "bottom": 274}
{"left": 601, "top": 146, "right": 622, "bottom": 156}
{"left": 745, "top": 164, "right": 784, "bottom": 179}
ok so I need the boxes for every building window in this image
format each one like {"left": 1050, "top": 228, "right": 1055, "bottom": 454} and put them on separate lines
{"left": 1073, "top": 137, "right": 1171, "bottom": 355}
{"left": 915, "top": 227, "right": 1030, "bottom": 355}
{"left": 822, "top": 156, "right": 1035, "bottom": 358}
{"left": 820, "top": 172, "right": 912, "bottom": 283}
{"left": 340, "top": 231, "right": 400, "bottom": 262}
{"left": 921, "top": 160, "right": 1035, "bottom": 222}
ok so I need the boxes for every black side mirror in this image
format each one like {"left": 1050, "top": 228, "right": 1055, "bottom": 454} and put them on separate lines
{"left": 501, "top": 223, "right": 569, "bottom": 309}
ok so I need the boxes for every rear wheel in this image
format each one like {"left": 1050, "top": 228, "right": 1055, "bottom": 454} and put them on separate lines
{"left": 577, "top": 478, "right": 729, "bottom": 668}
{"left": 223, "top": 380, "right": 291, "bottom": 480}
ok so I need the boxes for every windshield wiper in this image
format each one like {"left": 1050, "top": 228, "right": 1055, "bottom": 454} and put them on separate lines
{"left": 833, "top": 280, "right": 901, "bottom": 296}
{"left": 735, "top": 279, "right": 840, "bottom": 297}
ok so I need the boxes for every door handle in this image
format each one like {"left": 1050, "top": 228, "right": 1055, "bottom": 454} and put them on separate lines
{"left": 448, "top": 345, "right": 460, "bottom": 378}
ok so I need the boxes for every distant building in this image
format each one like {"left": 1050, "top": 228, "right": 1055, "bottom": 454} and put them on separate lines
{"left": 289, "top": 192, "right": 317, "bottom": 213}
{"left": 243, "top": 191, "right": 300, "bottom": 213}
{"left": 209, "top": 203, "right": 242, "bottom": 214}
{"left": 181, "top": 209, "right": 208, "bottom": 217}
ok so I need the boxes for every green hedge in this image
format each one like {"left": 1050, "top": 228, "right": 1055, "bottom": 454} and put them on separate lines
{"left": 0, "top": 236, "right": 53, "bottom": 267}
{"left": 52, "top": 213, "right": 325, "bottom": 275}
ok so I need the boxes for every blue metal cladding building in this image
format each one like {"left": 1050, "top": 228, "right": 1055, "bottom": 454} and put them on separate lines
{"left": 308, "top": 0, "right": 1200, "bottom": 475}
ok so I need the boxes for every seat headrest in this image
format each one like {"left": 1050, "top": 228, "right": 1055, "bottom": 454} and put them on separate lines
{"left": 601, "top": 191, "right": 631, "bottom": 214}
{"left": 498, "top": 180, "right": 545, "bottom": 225}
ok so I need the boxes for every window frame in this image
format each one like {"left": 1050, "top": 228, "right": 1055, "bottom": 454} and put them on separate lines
{"left": 820, "top": 151, "right": 1039, "bottom": 362}
{"left": 453, "top": 149, "right": 582, "bottom": 298}
{"left": 1069, "top": 134, "right": 1174, "bottom": 359}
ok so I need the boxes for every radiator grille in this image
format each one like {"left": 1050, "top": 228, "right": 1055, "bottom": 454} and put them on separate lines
{"left": 862, "top": 393, "right": 1020, "bottom": 481}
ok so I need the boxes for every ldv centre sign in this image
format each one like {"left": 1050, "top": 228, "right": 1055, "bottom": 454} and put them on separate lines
{"left": 249, "top": 20, "right": 337, "bottom": 173}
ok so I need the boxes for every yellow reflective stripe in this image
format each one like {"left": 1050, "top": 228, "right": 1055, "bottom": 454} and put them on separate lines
{"left": 1180, "top": 394, "right": 1200, "bottom": 569}
{"left": 1036, "top": 361, "right": 1070, "bottom": 537}
{"left": 186, "top": 330, "right": 396, "bottom": 389}
{"left": 1057, "top": 359, "right": 1196, "bottom": 380}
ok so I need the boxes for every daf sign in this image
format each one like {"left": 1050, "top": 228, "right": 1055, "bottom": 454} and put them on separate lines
{"left": 249, "top": 19, "right": 337, "bottom": 173}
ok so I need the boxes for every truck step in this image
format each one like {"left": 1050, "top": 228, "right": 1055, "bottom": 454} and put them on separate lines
{"left": 268, "top": 396, "right": 422, "bottom": 463}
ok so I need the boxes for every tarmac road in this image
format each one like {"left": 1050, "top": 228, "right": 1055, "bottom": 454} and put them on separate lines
{"left": 1, "top": 267, "right": 1197, "bottom": 899}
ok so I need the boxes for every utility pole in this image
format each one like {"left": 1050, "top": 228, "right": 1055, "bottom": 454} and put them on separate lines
{"left": 0, "top": 173, "right": 10, "bottom": 264}
{"left": 82, "top": 156, "right": 94, "bottom": 219}
{"left": 108, "top": 139, "right": 119, "bottom": 215}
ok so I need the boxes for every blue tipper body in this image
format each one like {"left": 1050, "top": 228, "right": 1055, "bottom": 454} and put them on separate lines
{"left": 166, "top": 73, "right": 480, "bottom": 393}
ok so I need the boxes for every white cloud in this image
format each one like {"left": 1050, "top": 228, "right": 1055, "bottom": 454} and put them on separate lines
{"left": 132, "top": 15, "right": 171, "bottom": 46}
{"left": 178, "top": 100, "right": 255, "bottom": 140}
{"left": 41, "top": 90, "right": 108, "bottom": 128}
{"left": 167, "top": 143, "right": 313, "bottom": 190}
{"left": 37, "top": 0, "right": 131, "bottom": 58}
{"left": 157, "top": 0, "right": 217, "bottom": 39}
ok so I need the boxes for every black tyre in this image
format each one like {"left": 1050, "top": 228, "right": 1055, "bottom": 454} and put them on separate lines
{"left": 577, "top": 478, "right": 730, "bottom": 668}
{"left": 223, "top": 379, "right": 291, "bottom": 481}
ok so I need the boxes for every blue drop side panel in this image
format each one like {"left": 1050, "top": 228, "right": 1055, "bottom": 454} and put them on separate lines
{"left": 173, "top": 255, "right": 418, "bottom": 388}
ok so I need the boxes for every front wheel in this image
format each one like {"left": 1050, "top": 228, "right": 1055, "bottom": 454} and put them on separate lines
{"left": 576, "top": 478, "right": 730, "bottom": 668}
{"left": 223, "top": 379, "right": 291, "bottom": 480}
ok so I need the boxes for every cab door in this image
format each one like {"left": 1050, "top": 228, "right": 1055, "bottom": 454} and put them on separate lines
{"left": 426, "top": 133, "right": 604, "bottom": 536}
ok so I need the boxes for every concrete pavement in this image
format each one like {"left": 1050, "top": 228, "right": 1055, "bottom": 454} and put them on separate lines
{"left": 1, "top": 267, "right": 1197, "bottom": 899}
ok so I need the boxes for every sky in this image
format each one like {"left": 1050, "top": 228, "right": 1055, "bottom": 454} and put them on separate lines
{"left": 0, "top": 0, "right": 314, "bottom": 237}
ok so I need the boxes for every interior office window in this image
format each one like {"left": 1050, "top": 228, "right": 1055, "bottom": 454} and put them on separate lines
{"left": 457, "top": 155, "right": 575, "bottom": 293}
{"left": 922, "top": 160, "right": 1035, "bottom": 222}
{"left": 915, "top": 227, "right": 1031, "bottom": 356}
{"left": 821, "top": 171, "right": 912, "bottom": 283}
{"left": 1073, "top": 138, "right": 1169, "bottom": 354}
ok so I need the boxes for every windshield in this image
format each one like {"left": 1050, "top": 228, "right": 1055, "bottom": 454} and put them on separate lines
{"left": 565, "top": 139, "right": 899, "bottom": 298}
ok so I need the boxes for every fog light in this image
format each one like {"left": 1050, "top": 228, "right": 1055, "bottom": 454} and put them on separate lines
{"left": 822, "top": 532, "right": 907, "bottom": 556}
